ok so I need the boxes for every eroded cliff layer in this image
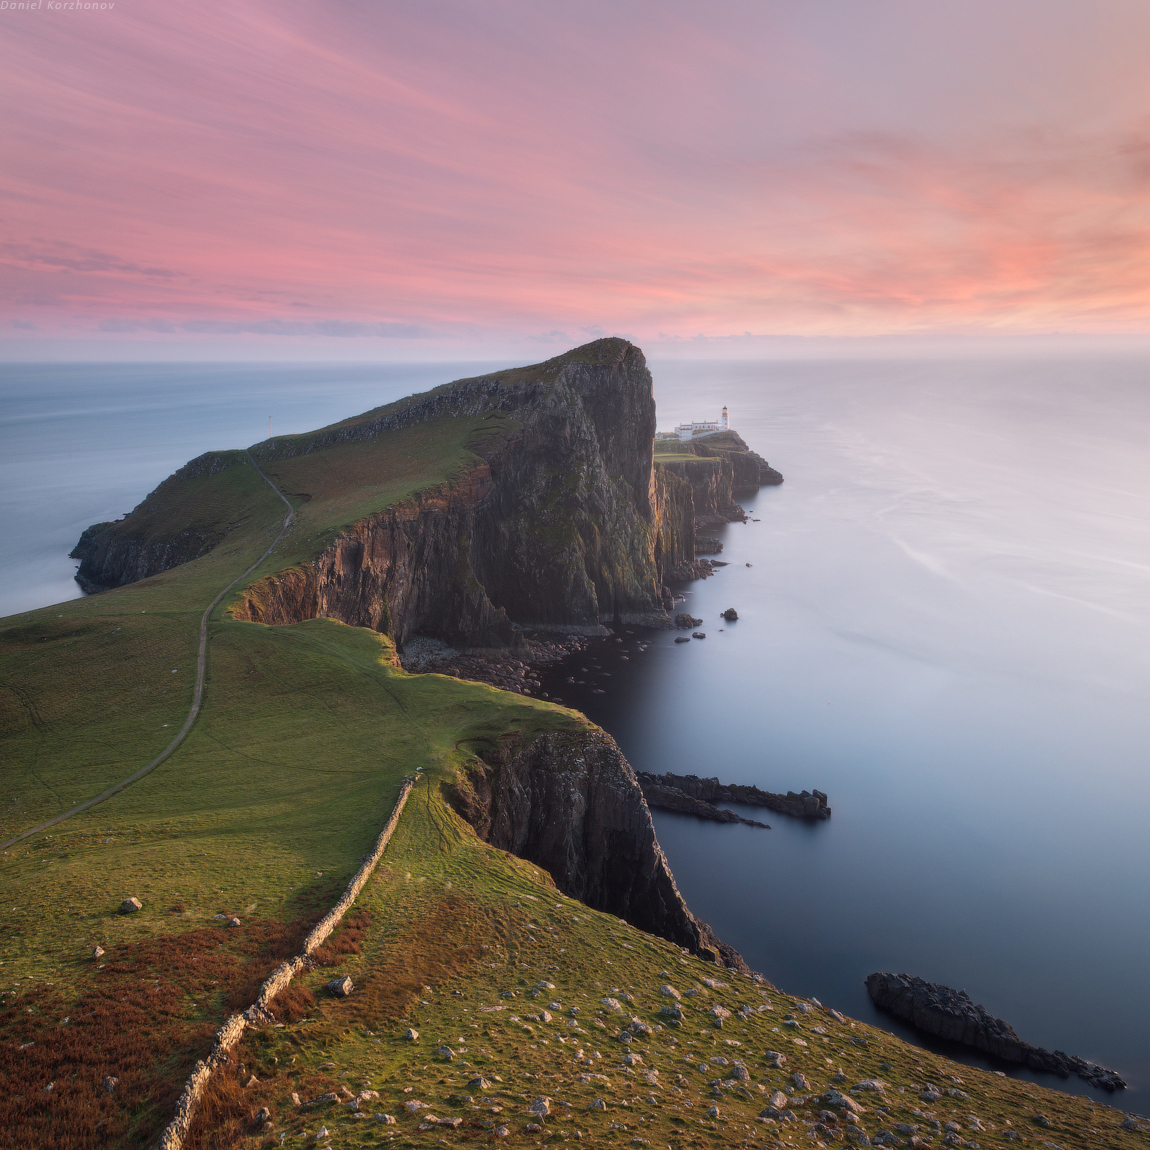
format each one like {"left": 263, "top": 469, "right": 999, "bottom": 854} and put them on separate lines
{"left": 448, "top": 727, "right": 752, "bottom": 973}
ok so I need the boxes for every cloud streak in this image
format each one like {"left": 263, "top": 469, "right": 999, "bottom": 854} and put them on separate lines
{"left": 3, "top": 0, "right": 1150, "bottom": 347}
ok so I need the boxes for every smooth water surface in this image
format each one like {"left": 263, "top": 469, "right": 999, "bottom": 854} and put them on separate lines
{"left": 3, "top": 356, "right": 1148, "bottom": 1112}
{"left": 540, "top": 357, "right": 1150, "bottom": 1113}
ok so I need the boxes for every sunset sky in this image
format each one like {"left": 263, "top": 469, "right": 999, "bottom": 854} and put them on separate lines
{"left": 4, "top": 0, "right": 1150, "bottom": 359}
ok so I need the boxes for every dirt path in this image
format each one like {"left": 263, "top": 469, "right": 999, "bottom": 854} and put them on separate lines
{"left": 0, "top": 451, "right": 294, "bottom": 851}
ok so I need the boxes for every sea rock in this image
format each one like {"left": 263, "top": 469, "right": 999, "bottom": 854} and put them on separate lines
{"left": 120, "top": 897, "right": 142, "bottom": 914}
{"left": 675, "top": 613, "right": 703, "bottom": 629}
{"left": 674, "top": 636, "right": 691, "bottom": 643}
{"left": 865, "top": 972, "right": 1128, "bottom": 1091}
{"left": 691, "top": 632, "right": 706, "bottom": 639}
{"left": 722, "top": 608, "right": 738, "bottom": 621}
{"left": 327, "top": 975, "right": 353, "bottom": 997}
{"left": 636, "top": 771, "right": 828, "bottom": 821}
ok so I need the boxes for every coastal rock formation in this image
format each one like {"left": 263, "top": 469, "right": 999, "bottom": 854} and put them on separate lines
{"left": 448, "top": 728, "right": 754, "bottom": 975}
{"left": 636, "top": 778, "right": 769, "bottom": 828}
{"left": 70, "top": 451, "right": 247, "bottom": 593}
{"left": 637, "top": 772, "right": 831, "bottom": 820}
{"left": 865, "top": 973, "right": 1127, "bottom": 1092}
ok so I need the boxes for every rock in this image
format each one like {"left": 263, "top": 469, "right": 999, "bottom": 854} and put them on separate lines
{"left": 792, "top": 1073, "right": 809, "bottom": 1089}
{"left": 245, "top": 1074, "right": 259, "bottom": 1087}
{"left": 1121, "top": 1116, "right": 1150, "bottom": 1132}
{"left": 291, "top": 1093, "right": 301, "bottom": 1106}
{"left": 661, "top": 1003, "right": 682, "bottom": 1019}
{"left": 327, "top": 975, "right": 353, "bottom": 997}
{"left": 659, "top": 984, "right": 681, "bottom": 999}
{"left": 436, "top": 1046, "right": 455, "bottom": 1060}
{"left": 1033, "top": 1115, "right": 1051, "bottom": 1128}
{"left": 102, "top": 1076, "right": 118, "bottom": 1093}
{"left": 255, "top": 1107, "right": 271, "bottom": 1122}
{"left": 767, "top": 1091, "right": 789, "bottom": 1110}
{"left": 404, "top": 1100, "right": 427, "bottom": 1113}
{"left": 589, "top": 1099, "right": 607, "bottom": 1110}
{"left": 726, "top": 1065, "right": 750, "bottom": 1083}
{"left": 865, "top": 972, "right": 1127, "bottom": 1091}
{"left": 722, "top": 608, "right": 738, "bottom": 621}
{"left": 227, "top": 916, "right": 241, "bottom": 928}
{"left": 764, "top": 1050, "right": 786, "bottom": 1068}
{"left": 120, "top": 897, "right": 142, "bottom": 914}
{"left": 404, "top": 1027, "right": 419, "bottom": 1041}
{"left": 527, "top": 1097, "right": 551, "bottom": 1118}
{"left": 526, "top": 1123, "right": 542, "bottom": 1133}
{"left": 375, "top": 1114, "right": 396, "bottom": 1124}
{"left": 707, "top": 1105, "right": 720, "bottom": 1118}
{"left": 852, "top": 1080, "right": 887, "bottom": 1094}
{"left": 675, "top": 613, "right": 703, "bottom": 629}
{"left": 623, "top": 1052, "right": 643, "bottom": 1066}
{"left": 495, "top": 1125, "right": 510, "bottom": 1136}
{"left": 636, "top": 771, "right": 828, "bottom": 821}
{"left": 601, "top": 997, "right": 624, "bottom": 1012}
{"left": 469, "top": 1076, "right": 493, "bottom": 1090}
{"left": 691, "top": 632, "right": 706, "bottom": 639}
{"left": 92, "top": 945, "right": 105, "bottom": 960}
{"left": 824, "top": 1089, "right": 865, "bottom": 1114}
{"left": 674, "top": 636, "right": 691, "bottom": 643}
{"left": 314, "top": 1128, "right": 328, "bottom": 1141}
{"left": 357, "top": 1090, "right": 379, "bottom": 1102}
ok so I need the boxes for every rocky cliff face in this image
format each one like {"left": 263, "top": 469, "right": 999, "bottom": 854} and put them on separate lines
{"left": 234, "top": 340, "right": 690, "bottom": 645}
{"left": 69, "top": 452, "right": 248, "bottom": 593}
{"left": 448, "top": 727, "right": 752, "bottom": 974}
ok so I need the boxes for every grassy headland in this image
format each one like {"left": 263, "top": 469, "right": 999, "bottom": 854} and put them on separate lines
{"left": 0, "top": 351, "right": 1141, "bottom": 1148}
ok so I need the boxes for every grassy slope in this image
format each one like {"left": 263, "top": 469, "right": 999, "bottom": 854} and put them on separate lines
{"left": 0, "top": 392, "right": 1141, "bottom": 1149}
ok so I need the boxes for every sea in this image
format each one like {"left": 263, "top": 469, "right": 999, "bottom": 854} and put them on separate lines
{"left": 2, "top": 357, "right": 1148, "bottom": 1113}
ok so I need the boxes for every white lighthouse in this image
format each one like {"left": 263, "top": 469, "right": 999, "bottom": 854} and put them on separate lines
{"left": 721, "top": 405, "right": 729, "bottom": 430}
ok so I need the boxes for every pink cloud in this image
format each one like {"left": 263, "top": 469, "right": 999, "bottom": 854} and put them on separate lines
{"left": 2, "top": 0, "right": 1150, "bottom": 348}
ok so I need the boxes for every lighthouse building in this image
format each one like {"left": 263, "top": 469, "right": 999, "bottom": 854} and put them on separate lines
{"left": 672, "top": 406, "right": 730, "bottom": 441}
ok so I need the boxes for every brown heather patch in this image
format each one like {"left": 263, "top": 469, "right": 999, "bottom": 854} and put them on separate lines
{"left": 309, "top": 906, "right": 370, "bottom": 967}
{"left": 0, "top": 916, "right": 311, "bottom": 1150}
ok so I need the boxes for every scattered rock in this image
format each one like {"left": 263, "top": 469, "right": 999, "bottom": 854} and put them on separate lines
{"left": 852, "top": 1080, "right": 887, "bottom": 1094}
{"left": 436, "top": 1046, "right": 456, "bottom": 1060}
{"left": 375, "top": 1114, "right": 396, "bottom": 1124}
{"left": 227, "top": 916, "right": 241, "bottom": 928}
{"left": 659, "top": 984, "right": 681, "bottom": 1000}
{"left": 589, "top": 1099, "right": 607, "bottom": 1110}
{"left": 1033, "top": 1115, "right": 1051, "bottom": 1129}
{"left": 403, "top": 1027, "right": 419, "bottom": 1041}
{"left": 327, "top": 975, "right": 353, "bottom": 997}
{"left": 119, "top": 897, "right": 142, "bottom": 914}
{"left": 92, "top": 945, "right": 104, "bottom": 960}
{"left": 245, "top": 1074, "right": 259, "bottom": 1087}
{"left": 527, "top": 1097, "right": 551, "bottom": 1118}
{"left": 469, "top": 1076, "right": 493, "bottom": 1090}
{"left": 404, "top": 1100, "right": 428, "bottom": 1113}
{"left": 824, "top": 1089, "right": 865, "bottom": 1114}
{"left": 255, "top": 1107, "right": 271, "bottom": 1123}
{"left": 102, "top": 1076, "right": 118, "bottom": 1093}
{"left": 792, "top": 1072, "right": 809, "bottom": 1089}
{"left": 314, "top": 1128, "right": 328, "bottom": 1141}
{"left": 707, "top": 1105, "right": 720, "bottom": 1118}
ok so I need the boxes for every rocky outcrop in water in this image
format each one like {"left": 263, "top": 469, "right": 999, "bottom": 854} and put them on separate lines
{"left": 636, "top": 778, "right": 770, "bottom": 828}
{"left": 637, "top": 772, "right": 831, "bottom": 820}
{"left": 865, "top": 972, "right": 1127, "bottom": 1092}
{"left": 448, "top": 727, "right": 756, "bottom": 975}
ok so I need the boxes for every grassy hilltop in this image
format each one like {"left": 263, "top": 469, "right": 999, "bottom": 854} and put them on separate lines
{"left": 0, "top": 349, "right": 1143, "bottom": 1149}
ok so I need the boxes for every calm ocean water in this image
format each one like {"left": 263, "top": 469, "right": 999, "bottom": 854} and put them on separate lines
{"left": 2, "top": 357, "right": 1148, "bottom": 1111}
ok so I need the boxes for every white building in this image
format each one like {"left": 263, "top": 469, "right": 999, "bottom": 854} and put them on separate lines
{"left": 673, "top": 406, "right": 729, "bottom": 440}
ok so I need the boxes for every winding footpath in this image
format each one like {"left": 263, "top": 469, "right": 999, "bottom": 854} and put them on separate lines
{"left": 0, "top": 450, "right": 294, "bottom": 852}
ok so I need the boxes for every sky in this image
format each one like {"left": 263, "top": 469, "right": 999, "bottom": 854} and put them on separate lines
{"left": 3, "top": 0, "right": 1150, "bottom": 360}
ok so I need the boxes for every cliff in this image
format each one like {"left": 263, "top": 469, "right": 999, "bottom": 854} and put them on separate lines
{"left": 232, "top": 339, "right": 693, "bottom": 644}
{"left": 69, "top": 451, "right": 249, "bottom": 593}
{"left": 447, "top": 727, "right": 753, "bottom": 974}
{"left": 654, "top": 428, "right": 783, "bottom": 527}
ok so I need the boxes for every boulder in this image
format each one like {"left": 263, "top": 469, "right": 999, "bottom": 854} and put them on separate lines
{"left": 436, "top": 1046, "right": 455, "bottom": 1060}
{"left": 92, "top": 945, "right": 105, "bottom": 960}
{"left": 119, "top": 897, "right": 142, "bottom": 914}
{"left": 527, "top": 1097, "right": 551, "bottom": 1118}
{"left": 674, "top": 636, "right": 691, "bottom": 643}
{"left": 691, "top": 632, "right": 706, "bottom": 639}
{"left": 675, "top": 613, "right": 703, "bottom": 629}
{"left": 404, "top": 1027, "right": 419, "bottom": 1041}
{"left": 721, "top": 608, "right": 738, "bottom": 621}
{"left": 327, "top": 975, "right": 354, "bottom": 997}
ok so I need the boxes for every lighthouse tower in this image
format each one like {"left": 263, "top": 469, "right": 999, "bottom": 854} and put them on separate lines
{"left": 721, "top": 405, "right": 729, "bottom": 430}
